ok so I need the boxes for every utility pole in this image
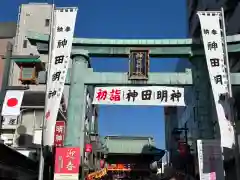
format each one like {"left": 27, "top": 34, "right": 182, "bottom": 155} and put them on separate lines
{"left": 38, "top": 2, "right": 55, "bottom": 180}
{"left": 221, "top": 7, "right": 240, "bottom": 180}
{"left": 1, "top": 42, "right": 13, "bottom": 101}
{"left": 0, "top": 42, "right": 13, "bottom": 134}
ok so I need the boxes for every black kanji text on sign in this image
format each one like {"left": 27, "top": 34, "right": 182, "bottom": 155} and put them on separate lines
{"left": 203, "top": 29, "right": 209, "bottom": 34}
{"left": 52, "top": 71, "right": 61, "bottom": 81}
{"left": 141, "top": 90, "right": 152, "bottom": 100}
{"left": 57, "top": 39, "right": 68, "bottom": 48}
{"left": 214, "top": 75, "right": 223, "bottom": 85}
{"left": 126, "top": 90, "right": 138, "bottom": 102}
{"left": 48, "top": 90, "right": 57, "bottom": 99}
{"left": 210, "top": 58, "right": 220, "bottom": 67}
{"left": 208, "top": 41, "right": 218, "bottom": 51}
{"left": 157, "top": 90, "right": 168, "bottom": 102}
{"left": 170, "top": 90, "right": 182, "bottom": 102}
{"left": 55, "top": 55, "right": 64, "bottom": 64}
{"left": 57, "top": 26, "right": 63, "bottom": 32}
{"left": 65, "top": 26, "right": 71, "bottom": 32}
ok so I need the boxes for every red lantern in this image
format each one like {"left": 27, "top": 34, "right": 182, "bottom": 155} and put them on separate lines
{"left": 178, "top": 142, "right": 189, "bottom": 156}
{"left": 100, "top": 159, "right": 105, "bottom": 168}
{"left": 85, "top": 143, "right": 92, "bottom": 153}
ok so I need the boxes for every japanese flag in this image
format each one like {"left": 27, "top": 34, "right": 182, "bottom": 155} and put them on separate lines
{"left": 1, "top": 90, "right": 24, "bottom": 116}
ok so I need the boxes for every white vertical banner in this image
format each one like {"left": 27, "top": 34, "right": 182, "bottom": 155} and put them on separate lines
{"left": 197, "top": 11, "right": 234, "bottom": 148}
{"left": 197, "top": 140, "right": 224, "bottom": 180}
{"left": 43, "top": 8, "right": 78, "bottom": 146}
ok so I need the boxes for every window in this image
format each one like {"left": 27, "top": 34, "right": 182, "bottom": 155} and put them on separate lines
{"left": 34, "top": 110, "right": 44, "bottom": 129}
{"left": 19, "top": 66, "right": 37, "bottom": 85}
{"left": 45, "top": 19, "right": 50, "bottom": 27}
{"left": 23, "top": 40, "right": 27, "bottom": 48}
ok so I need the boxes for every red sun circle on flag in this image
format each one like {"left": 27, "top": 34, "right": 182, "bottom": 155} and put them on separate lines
{"left": 7, "top": 98, "right": 18, "bottom": 107}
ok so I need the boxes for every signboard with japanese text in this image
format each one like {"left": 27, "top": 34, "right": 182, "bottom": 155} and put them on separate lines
{"left": 54, "top": 147, "right": 80, "bottom": 180}
{"left": 54, "top": 121, "right": 66, "bottom": 147}
{"left": 2, "top": 116, "right": 17, "bottom": 126}
{"left": 107, "top": 164, "right": 132, "bottom": 171}
{"left": 87, "top": 168, "right": 107, "bottom": 180}
{"left": 128, "top": 50, "right": 149, "bottom": 80}
{"left": 197, "top": 140, "right": 224, "bottom": 180}
{"left": 92, "top": 86, "right": 185, "bottom": 106}
{"left": 44, "top": 8, "right": 78, "bottom": 146}
{"left": 197, "top": 11, "right": 235, "bottom": 148}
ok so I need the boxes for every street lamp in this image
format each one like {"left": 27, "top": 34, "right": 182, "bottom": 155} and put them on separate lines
{"left": 171, "top": 127, "right": 188, "bottom": 144}
{"left": 171, "top": 127, "right": 192, "bottom": 175}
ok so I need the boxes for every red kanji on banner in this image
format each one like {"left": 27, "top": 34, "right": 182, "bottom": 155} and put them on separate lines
{"left": 54, "top": 147, "right": 80, "bottom": 174}
{"left": 54, "top": 121, "right": 66, "bottom": 147}
{"left": 96, "top": 89, "right": 108, "bottom": 100}
{"left": 45, "top": 111, "right": 50, "bottom": 120}
{"left": 110, "top": 89, "right": 121, "bottom": 101}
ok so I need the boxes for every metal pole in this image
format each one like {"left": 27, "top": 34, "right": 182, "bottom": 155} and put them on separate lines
{"left": 1, "top": 42, "right": 12, "bottom": 101}
{"left": 0, "top": 42, "right": 13, "bottom": 134}
{"left": 0, "top": 42, "right": 13, "bottom": 103}
{"left": 221, "top": 7, "right": 240, "bottom": 180}
{"left": 38, "top": 3, "right": 55, "bottom": 180}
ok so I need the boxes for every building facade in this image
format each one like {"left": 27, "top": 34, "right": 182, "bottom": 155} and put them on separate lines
{"left": 164, "top": 0, "right": 240, "bottom": 177}
{"left": 187, "top": 0, "right": 240, "bottom": 146}
{"left": 0, "top": 3, "right": 100, "bottom": 170}
{"left": 0, "top": 22, "right": 17, "bottom": 145}
{"left": 0, "top": 22, "right": 16, "bottom": 90}
{"left": 188, "top": 0, "right": 240, "bottom": 178}
{"left": 0, "top": 3, "right": 54, "bottom": 152}
{"left": 0, "top": 3, "right": 54, "bottom": 150}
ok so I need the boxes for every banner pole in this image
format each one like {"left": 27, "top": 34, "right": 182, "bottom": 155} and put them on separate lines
{"left": 38, "top": 2, "right": 55, "bottom": 180}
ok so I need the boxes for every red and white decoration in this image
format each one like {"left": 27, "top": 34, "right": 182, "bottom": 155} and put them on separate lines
{"left": 54, "top": 147, "right": 80, "bottom": 180}
{"left": 100, "top": 159, "right": 105, "bottom": 168}
{"left": 43, "top": 8, "right": 78, "bottom": 146}
{"left": 54, "top": 121, "right": 66, "bottom": 147}
{"left": 85, "top": 143, "right": 92, "bottom": 153}
{"left": 1, "top": 90, "right": 24, "bottom": 116}
{"left": 197, "top": 140, "right": 224, "bottom": 180}
{"left": 93, "top": 86, "right": 185, "bottom": 106}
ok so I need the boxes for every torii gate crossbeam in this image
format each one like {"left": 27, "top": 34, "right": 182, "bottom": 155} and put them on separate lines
{"left": 27, "top": 31, "right": 240, "bottom": 57}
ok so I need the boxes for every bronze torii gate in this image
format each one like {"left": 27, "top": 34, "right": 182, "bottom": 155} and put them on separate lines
{"left": 27, "top": 31, "right": 240, "bottom": 177}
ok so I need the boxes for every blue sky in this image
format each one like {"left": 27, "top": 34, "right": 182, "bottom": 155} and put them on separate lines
{"left": 2, "top": 0, "right": 187, "bottom": 148}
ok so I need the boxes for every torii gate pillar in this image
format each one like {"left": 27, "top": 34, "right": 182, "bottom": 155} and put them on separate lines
{"left": 64, "top": 50, "right": 89, "bottom": 152}
{"left": 192, "top": 58, "right": 214, "bottom": 138}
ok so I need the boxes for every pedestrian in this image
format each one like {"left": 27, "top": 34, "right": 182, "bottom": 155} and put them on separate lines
{"left": 160, "top": 167, "right": 196, "bottom": 180}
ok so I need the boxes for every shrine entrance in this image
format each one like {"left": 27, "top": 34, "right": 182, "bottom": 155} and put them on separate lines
{"left": 61, "top": 48, "right": 194, "bottom": 147}
{"left": 64, "top": 49, "right": 191, "bottom": 180}
{"left": 27, "top": 27, "right": 240, "bottom": 180}
{"left": 82, "top": 54, "right": 188, "bottom": 180}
